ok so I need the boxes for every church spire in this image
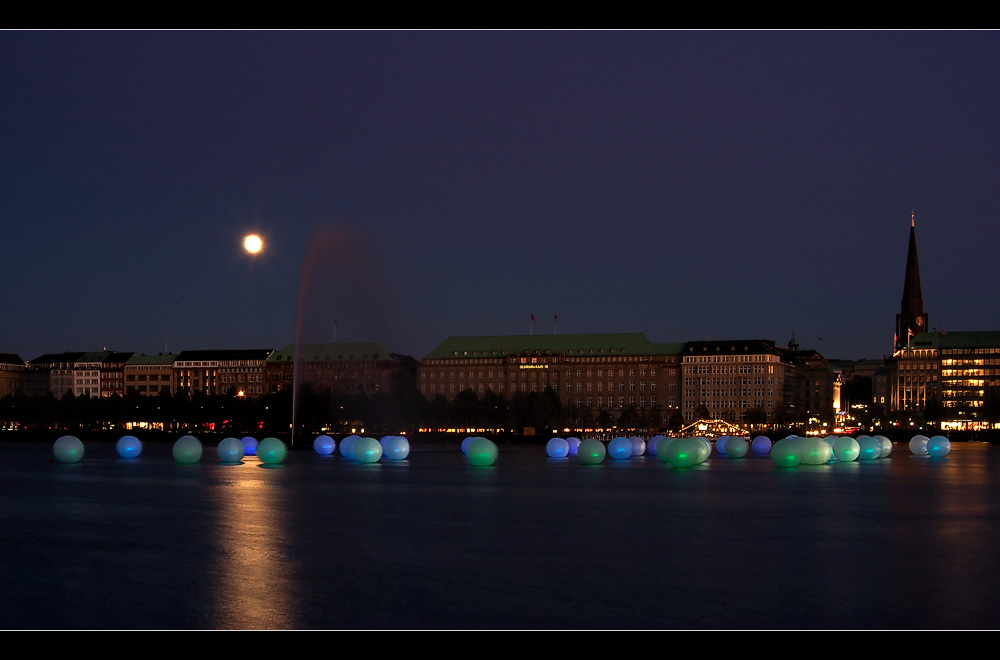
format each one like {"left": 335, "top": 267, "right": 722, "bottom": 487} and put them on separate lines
{"left": 895, "top": 211, "right": 928, "bottom": 351}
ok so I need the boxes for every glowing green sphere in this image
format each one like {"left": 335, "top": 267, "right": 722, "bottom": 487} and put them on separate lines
{"left": 53, "top": 435, "right": 84, "bottom": 464}
{"left": 724, "top": 436, "right": 749, "bottom": 458}
{"left": 833, "top": 436, "right": 861, "bottom": 462}
{"left": 353, "top": 437, "right": 383, "bottom": 463}
{"left": 771, "top": 436, "right": 801, "bottom": 468}
{"left": 173, "top": 435, "right": 203, "bottom": 464}
{"left": 466, "top": 437, "right": 498, "bottom": 466}
{"left": 257, "top": 437, "right": 287, "bottom": 464}
{"left": 662, "top": 437, "right": 706, "bottom": 468}
{"left": 577, "top": 438, "right": 606, "bottom": 465}
{"left": 799, "top": 437, "right": 833, "bottom": 465}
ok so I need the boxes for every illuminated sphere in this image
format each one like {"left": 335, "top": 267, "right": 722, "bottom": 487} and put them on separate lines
{"left": 566, "top": 437, "right": 582, "bottom": 456}
{"left": 380, "top": 435, "right": 410, "bottom": 460}
{"left": 927, "top": 435, "right": 951, "bottom": 458}
{"left": 909, "top": 435, "right": 930, "bottom": 455}
{"left": 608, "top": 436, "right": 633, "bottom": 460}
{"left": 116, "top": 435, "right": 142, "bottom": 459}
{"left": 655, "top": 437, "right": 677, "bottom": 461}
{"left": 241, "top": 436, "right": 258, "bottom": 455}
{"left": 466, "top": 437, "right": 498, "bottom": 466}
{"left": 340, "top": 434, "right": 361, "bottom": 460}
{"left": 53, "top": 435, "right": 84, "bottom": 464}
{"left": 724, "top": 436, "right": 749, "bottom": 458}
{"left": 799, "top": 437, "right": 833, "bottom": 465}
{"left": 856, "top": 435, "right": 882, "bottom": 461}
{"left": 629, "top": 436, "right": 646, "bottom": 456}
{"left": 716, "top": 436, "right": 730, "bottom": 455}
{"left": 577, "top": 438, "right": 606, "bottom": 465}
{"left": 313, "top": 435, "right": 336, "bottom": 455}
{"left": 751, "top": 436, "right": 772, "bottom": 455}
{"left": 258, "top": 437, "right": 287, "bottom": 464}
{"left": 771, "top": 436, "right": 801, "bottom": 468}
{"left": 833, "top": 436, "right": 861, "bottom": 462}
{"left": 461, "top": 436, "right": 475, "bottom": 455}
{"left": 546, "top": 437, "right": 570, "bottom": 458}
{"left": 876, "top": 435, "right": 893, "bottom": 458}
{"left": 353, "top": 437, "right": 383, "bottom": 463}
{"left": 662, "top": 437, "right": 705, "bottom": 468}
{"left": 217, "top": 437, "right": 245, "bottom": 463}
{"left": 173, "top": 435, "right": 203, "bottom": 464}
{"left": 647, "top": 435, "right": 665, "bottom": 456}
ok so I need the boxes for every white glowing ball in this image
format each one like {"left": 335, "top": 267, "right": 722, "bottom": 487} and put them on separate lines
{"left": 695, "top": 437, "right": 712, "bottom": 463}
{"left": 715, "top": 436, "right": 730, "bottom": 455}
{"left": 241, "top": 436, "right": 258, "bottom": 455}
{"left": 724, "top": 436, "right": 749, "bottom": 458}
{"left": 629, "top": 436, "right": 646, "bottom": 456}
{"left": 173, "top": 435, "right": 203, "bottom": 464}
{"left": 909, "top": 435, "right": 929, "bottom": 455}
{"left": 577, "top": 438, "right": 606, "bottom": 464}
{"left": 258, "top": 437, "right": 287, "bottom": 464}
{"left": 566, "top": 437, "right": 582, "bottom": 456}
{"left": 608, "top": 436, "right": 633, "bottom": 460}
{"left": 752, "top": 435, "right": 772, "bottom": 455}
{"left": 771, "top": 436, "right": 801, "bottom": 468}
{"left": 340, "top": 434, "right": 361, "bottom": 459}
{"left": 546, "top": 437, "right": 570, "bottom": 458}
{"left": 353, "top": 437, "right": 383, "bottom": 463}
{"left": 116, "top": 435, "right": 142, "bottom": 459}
{"left": 380, "top": 435, "right": 410, "bottom": 460}
{"left": 799, "top": 436, "right": 833, "bottom": 465}
{"left": 217, "top": 437, "right": 245, "bottom": 462}
{"left": 53, "top": 435, "right": 84, "bottom": 464}
{"left": 927, "top": 435, "right": 951, "bottom": 458}
{"left": 647, "top": 435, "right": 665, "bottom": 456}
{"left": 313, "top": 435, "right": 336, "bottom": 455}
{"left": 466, "top": 437, "right": 498, "bottom": 466}
{"left": 876, "top": 435, "right": 893, "bottom": 458}
{"left": 856, "top": 435, "right": 882, "bottom": 461}
{"left": 833, "top": 436, "right": 861, "bottom": 462}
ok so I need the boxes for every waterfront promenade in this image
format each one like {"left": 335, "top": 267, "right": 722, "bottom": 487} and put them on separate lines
{"left": 2, "top": 438, "right": 998, "bottom": 630}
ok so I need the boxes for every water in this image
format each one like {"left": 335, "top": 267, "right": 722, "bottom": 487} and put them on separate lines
{"left": 2, "top": 439, "right": 999, "bottom": 630}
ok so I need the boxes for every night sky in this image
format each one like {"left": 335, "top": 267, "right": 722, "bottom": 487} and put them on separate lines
{"left": 3, "top": 30, "right": 999, "bottom": 363}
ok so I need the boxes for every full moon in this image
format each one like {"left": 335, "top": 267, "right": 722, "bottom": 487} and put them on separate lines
{"left": 243, "top": 234, "right": 263, "bottom": 254}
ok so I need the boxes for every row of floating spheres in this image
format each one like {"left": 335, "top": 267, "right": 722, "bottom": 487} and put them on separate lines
{"left": 52, "top": 434, "right": 289, "bottom": 465}
{"left": 312, "top": 434, "right": 410, "bottom": 462}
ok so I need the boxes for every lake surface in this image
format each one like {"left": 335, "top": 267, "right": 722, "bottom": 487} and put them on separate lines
{"left": 1, "top": 438, "right": 998, "bottom": 630}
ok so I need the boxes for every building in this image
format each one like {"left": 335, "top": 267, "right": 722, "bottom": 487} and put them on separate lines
{"left": 174, "top": 349, "right": 273, "bottom": 397}
{"left": 24, "top": 352, "right": 86, "bottom": 397}
{"left": 100, "top": 351, "right": 134, "bottom": 398}
{"left": 266, "top": 342, "right": 417, "bottom": 397}
{"left": 125, "top": 354, "right": 176, "bottom": 396}
{"left": 0, "top": 353, "right": 25, "bottom": 398}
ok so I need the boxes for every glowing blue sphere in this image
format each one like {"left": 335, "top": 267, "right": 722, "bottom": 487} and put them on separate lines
{"left": 927, "top": 435, "right": 951, "bottom": 458}
{"left": 461, "top": 436, "right": 475, "bottom": 455}
{"left": 715, "top": 436, "right": 730, "bottom": 455}
{"left": 353, "top": 437, "right": 383, "bottom": 463}
{"left": 340, "top": 434, "right": 361, "bottom": 459}
{"left": 380, "top": 435, "right": 410, "bottom": 460}
{"left": 857, "top": 435, "right": 882, "bottom": 461}
{"left": 116, "top": 435, "right": 142, "bottom": 459}
{"left": 217, "top": 437, "right": 245, "bottom": 463}
{"left": 833, "top": 436, "right": 861, "bottom": 462}
{"left": 577, "top": 438, "right": 606, "bottom": 464}
{"left": 466, "top": 437, "right": 498, "bottom": 466}
{"left": 629, "top": 436, "right": 646, "bottom": 456}
{"left": 607, "top": 436, "right": 633, "bottom": 460}
{"left": 724, "top": 436, "right": 749, "bottom": 458}
{"left": 173, "top": 435, "right": 202, "bottom": 464}
{"left": 566, "top": 437, "right": 582, "bottom": 456}
{"left": 799, "top": 437, "right": 833, "bottom": 465}
{"left": 771, "top": 436, "right": 801, "bottom": 468}
{"left": 876, "top": 435, "right": 893, "bottom": 458}
{"left": 53, "top": 435, "right": 84, "bottom": 464}
{"left": 752, "top": 435, "right": 772, "bottom": 455}
{"left": 647, "top": 435, "right": 665, "bottom": 456}
{"left": 313, "top": 435, "right": 336, "bottom": 455}
{"left": 909, "top": 435, "right": 929, "bottom": 455}
{"left": 241, "top": 436, "right": 258, "bottom": 455}
{"left": 258, "top": 437, "right": 287, "bottom": 464}
{"left": 546, "top": 437, "right": 570, "bottom": 458}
